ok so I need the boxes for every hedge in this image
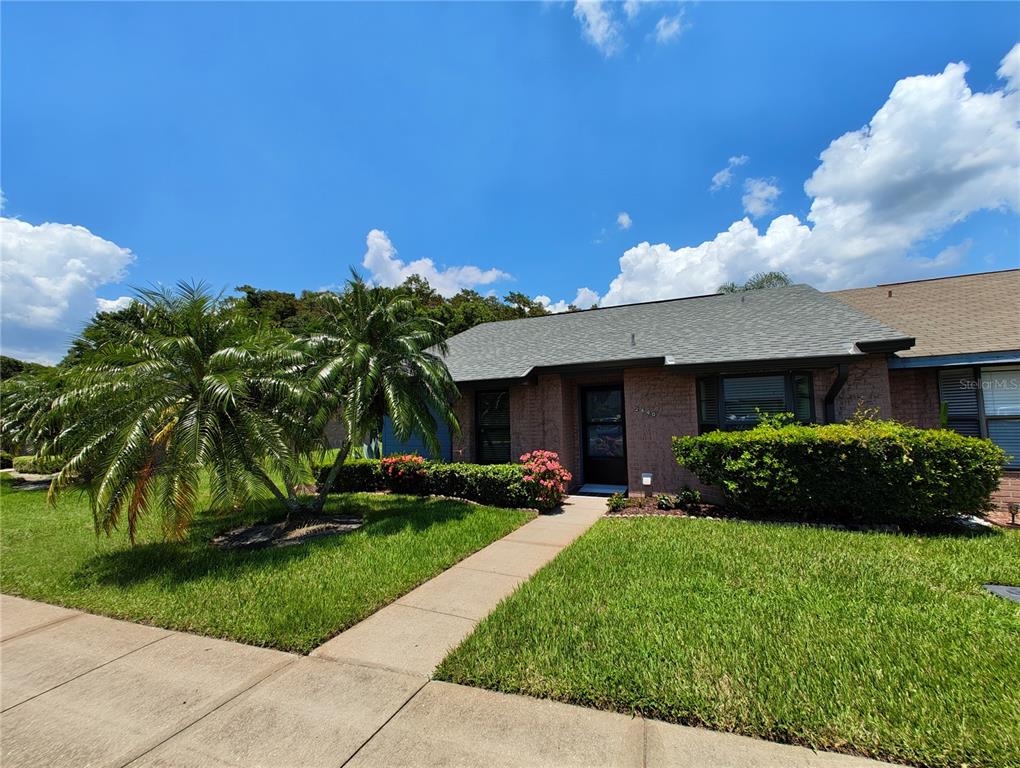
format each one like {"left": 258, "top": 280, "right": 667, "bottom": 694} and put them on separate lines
{"left": 317, "top": 459, "right": 535, "bottom": 510}
{"left": 12, "top": 454, "right": 64, "bottom": 475}
{"left": 0, "top": 451, "right": 12, "bottom": 470}
{"left": 672, "top": 419, "right": 1006, "bottom": 526}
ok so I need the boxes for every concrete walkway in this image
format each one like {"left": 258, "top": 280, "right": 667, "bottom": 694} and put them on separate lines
{"left": 312, "top": 495, "right": 605, "bottom": 676}
{"left": 1, "top": 496, "right": 892, "bottom": 768}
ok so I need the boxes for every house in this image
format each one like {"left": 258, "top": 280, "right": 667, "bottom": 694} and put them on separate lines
{"left": 436, "top": 283, "right": 915, "bottom": 495}
{"left": 831, "top": 269, "right": 1020, "bottom": 515}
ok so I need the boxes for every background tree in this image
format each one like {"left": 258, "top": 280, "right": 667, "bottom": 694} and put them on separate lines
{"left": 718, "top": 271, "right": 793, "bottom": 293}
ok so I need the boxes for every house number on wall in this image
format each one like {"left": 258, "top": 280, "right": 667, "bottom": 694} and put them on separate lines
{"left": 633, "top": 405, "right": 657, "bottom": 417}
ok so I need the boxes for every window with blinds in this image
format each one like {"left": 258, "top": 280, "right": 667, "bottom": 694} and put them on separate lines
{"left": 937, "top": 368, "right": 980, "bottom": 437}
{"left": 475, "top": 389, "right": 511, "bottom": 464}
{"left": 938, "top": 365, "right": 1020, "bottom": 468}
{"left": 697, "top": 372, "right": 814, "bottom": 432}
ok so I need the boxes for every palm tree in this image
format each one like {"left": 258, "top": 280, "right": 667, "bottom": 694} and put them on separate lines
{"left": 48, "top": 282, "right": 311, "bottom": 542}
{"left": 718, "top": 270, "right": 793, "bottom": 293}
{"left": 309, "top": 274, "right": 460, "bottom": 514}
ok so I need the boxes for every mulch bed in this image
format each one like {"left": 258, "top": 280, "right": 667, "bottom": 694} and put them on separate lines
{"left": 213, "top": 516, "right": 363, "bottom": 550}
{"left": 605, "top": 496, "right": 721, "bottom": 518}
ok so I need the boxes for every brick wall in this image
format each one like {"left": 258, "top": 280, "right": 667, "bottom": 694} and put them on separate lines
{"left": 622, "top": 367, "right": 705, "bottom": 497}
{"left": 990, "top": 471, "right": 1020, "bottom": 528}
{"left": 812, "top": 355, "right": 893, "bottom": 422}
{"left": 888, "top": 368, "right": 940, "bottom": 428}
{"left": 510, "top": 375, "right": 568, "bottom": 468}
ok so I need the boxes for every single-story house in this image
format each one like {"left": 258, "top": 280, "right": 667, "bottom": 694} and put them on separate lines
{"left": 438, "top": 283, "right": 914, "bottom": 495}
{"left": 381, "top": 269, "right": 1018, "bottom": 514}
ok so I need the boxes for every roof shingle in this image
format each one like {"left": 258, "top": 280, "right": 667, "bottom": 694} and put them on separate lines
{"left": 441, "top": 284, "right": 911, "bottom": 382}
{"left": 830, "top": 270, "right": 1020, "bottom": 358}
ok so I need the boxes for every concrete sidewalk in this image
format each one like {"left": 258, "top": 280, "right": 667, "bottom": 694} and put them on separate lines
{"left": 311, "top": 494, "right": 605, "bottom": 676}
{"left": 1, "top": 495, "right": 893, "bottom": 768}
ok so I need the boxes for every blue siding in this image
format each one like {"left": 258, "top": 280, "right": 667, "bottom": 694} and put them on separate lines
{"left": 381, "top": 413, "right": 452, "bottom": 461}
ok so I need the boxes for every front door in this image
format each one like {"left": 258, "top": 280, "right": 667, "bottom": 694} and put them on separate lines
{"left": 581, "top": 385, "right": 627, "bottom": 486}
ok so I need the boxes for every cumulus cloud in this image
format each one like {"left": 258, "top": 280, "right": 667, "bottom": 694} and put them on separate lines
{"left": 1, "top": 215, "right": 135, "bottom": 363}
{"left": 361, "top": 228, "right": 510, "bottom": 298}
{"left": 617, "top": 211, "right": 633, "bottom": 230}
{"left": 591, "top": 44, "right": 1020, "bottom": 305}
{"left": 742, "top": 178, "right": 781, "bottom": 218}
{"left": 573, "top": 1, "right": 623, "bottom": 57}
{"left": 537, "top": 287, "right": 602, "bottom": 313}
{"left": 654, "top": 12, "right": 686, "bottom": 44}
{"left": 96, "top": 296, "right": 134, "bottom": 313}
{"left": 709, "top": 155, "right": 749, "bottom": 191}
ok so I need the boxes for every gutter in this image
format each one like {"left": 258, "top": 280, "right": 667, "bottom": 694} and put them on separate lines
{"left": 823, "top": 363, "right": 849, "bottom": 423}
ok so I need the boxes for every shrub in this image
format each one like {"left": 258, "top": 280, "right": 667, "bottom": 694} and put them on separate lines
{"left": 607, "top": 492, "right": 630, "bottom": 513}
{"left": 518, "top": 450, "right": 571, "bottom": 511}
{"left": 423, "top": 462, "right": 531, "bottom": 508}
{"left": 318, "top": 451, "right": 571, "bottom": 511}
{"left": 0, "top": 451, "right": 12, "bottom": 470}
{"left": 318, "top": 458, "right": 386, "bottom": 493}
{"left": 380, "top": 454, "right": 428, "bottom": 495}
{"left": 12, "top": 454, "right": 64, "bottom": 475}
{"left": 656, "top": 486, "right": 702, "bottom": 511}
{"left": 672, "top": 419, "right": 1006, "bottom": 526}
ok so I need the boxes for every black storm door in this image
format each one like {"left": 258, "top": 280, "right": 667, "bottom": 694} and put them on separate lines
{"left": 581, "top": 385, "right": 627, "bottom": 485}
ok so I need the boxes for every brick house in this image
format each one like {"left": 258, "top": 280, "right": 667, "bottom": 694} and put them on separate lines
{"left": 435, "top": 283, "right": 914, "bottom": 495}
{"left": 386, "top": 270, "right": 1018, "bottom": 513}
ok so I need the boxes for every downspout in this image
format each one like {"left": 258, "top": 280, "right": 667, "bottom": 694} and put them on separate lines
{"left": 823, "top": 363, "right": 849, "bottom": 424}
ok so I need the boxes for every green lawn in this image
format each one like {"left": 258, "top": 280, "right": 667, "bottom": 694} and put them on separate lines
{"left": 436, "top": 517, "right": 1020, "bottom": 768}
{"left": 0, "top": 477, "right": 531, "bottom": 653}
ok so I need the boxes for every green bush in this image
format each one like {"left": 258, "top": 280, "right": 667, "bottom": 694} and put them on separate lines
{"left": 318, "top": 458, "right": 536, "bottom": 510}
{"left": 0, "top": 451, "right": 13, "bottom": 469}
{"left": 423, "top": 462, "right": 532, "bottom": 508}
{"left": 317, "top": 459, "right": 386, "bottom": 492}
{"left": 12, "top": 454, "right": 64, "bottom": 475}
{"left": 672, "top": 419, "right": 1005, "bottom": 525}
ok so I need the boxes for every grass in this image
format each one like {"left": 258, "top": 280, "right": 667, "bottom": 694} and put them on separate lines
{"left": 0, "top": 476, "right": 531, "bottom": 653}
{"left": 436, "top": 516, "right": 1020, "bottom": 768}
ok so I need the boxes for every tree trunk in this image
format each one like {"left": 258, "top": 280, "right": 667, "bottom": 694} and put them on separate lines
{"left": 310, "top": 438, "right": 353, "bottom": 514}
{"left": 253, "top": 465, "right": 301, "bottom": 516}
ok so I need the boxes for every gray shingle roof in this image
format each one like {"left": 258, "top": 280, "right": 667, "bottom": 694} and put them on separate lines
{"left": 440, "top": 284, "right": 913, "bottom": 382}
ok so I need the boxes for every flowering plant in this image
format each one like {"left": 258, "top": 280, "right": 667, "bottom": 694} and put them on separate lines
{"left": 519, "top": 450, "right": 572, "bottom": 511}
{"left": 380, "top": 454, "right": 428, "bottom": 494}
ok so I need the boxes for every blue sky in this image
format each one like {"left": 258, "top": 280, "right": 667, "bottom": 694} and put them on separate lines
{"left": 2, "top": 1, "right": 1018, "bottom": 361}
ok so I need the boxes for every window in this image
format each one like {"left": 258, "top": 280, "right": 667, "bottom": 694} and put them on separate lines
{"left": 475, "top": 389, "right": 511, "bottom": 464}
{"left": 697, "top": 372, "right": 813, "bottom": 432}
{"left": 941, "top": 365, "right": 1020, "bottom": 468}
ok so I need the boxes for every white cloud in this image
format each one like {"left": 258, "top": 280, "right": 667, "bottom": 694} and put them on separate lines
{"left": 654, "top": 12, "right": 685, "bottom": 44}
{"left": 617, "top": 211, "right": 633, "bottom": 230}
{"left": 537, "top": 287, "right": 601, "bottom": 313}
{"left": 0, "top": 215, "right": 135, "bottom": 363}
{"left": 96, "top": 296, "right": 134, "bottom": 313}
{"left": 709, "top": 154, "right": 749, "bottom": 191}
{"left": 742, "top": 178, "right": 781, "bottom": 218}
{"left": 573, "top": 1, "right": 623, "bottom": 57}
{"left": 589, "top": 44, "right": 1020, "bottom": 306}
{"left": 361, "top": 228, "right": 510, "bottom": 298}
{"left": 622, "top": 0, "right": 643, "bottom": 21}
